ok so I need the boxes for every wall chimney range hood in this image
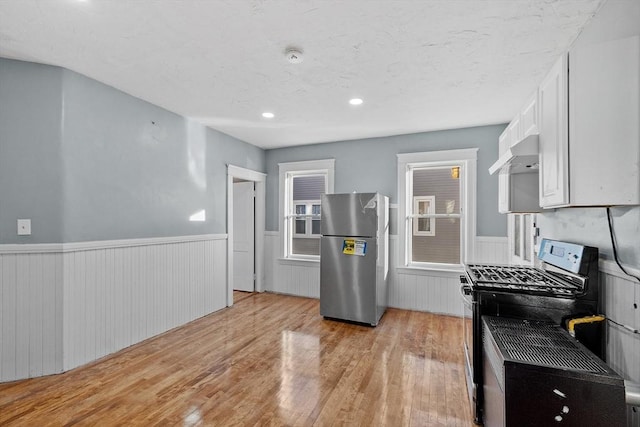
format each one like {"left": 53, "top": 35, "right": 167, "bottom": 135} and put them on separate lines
{"left": 488, "top": 133, "right": 539, "bottom": 175}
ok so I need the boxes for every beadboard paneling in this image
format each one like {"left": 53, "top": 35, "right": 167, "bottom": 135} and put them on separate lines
{"left": 0, "top": 235, "right": 227, "bottom": 382}
{"left": 265, "top": 232, "right": 479, "bottom": 316}
{"left": 0, "top": 252, "right": 63, "bottom": 382}
{"left": 473, "top": 236, "right": 508, "bottom": 264}
{"left": 388, "top": 235, "right": 464, "bottom": 316}
{"left": 265, "top": 232, "right": 320, "bottom": 298}
{"left": 62, "top": 238, "right": 227, "bottom": 371}
{"left": 389, "top": 269, "right": 463, "bottom": 316}
{"left": 601, "top": 262, "right": 640, "bottom": 425}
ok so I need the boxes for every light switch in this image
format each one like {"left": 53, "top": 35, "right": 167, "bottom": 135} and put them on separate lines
{"left": 17, "top": 219, "right": 31, "bottom": 235}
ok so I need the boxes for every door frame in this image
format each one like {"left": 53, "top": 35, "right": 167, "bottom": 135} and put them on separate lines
{"left": 227, "top": 164, "right": 266, "bottom": 307}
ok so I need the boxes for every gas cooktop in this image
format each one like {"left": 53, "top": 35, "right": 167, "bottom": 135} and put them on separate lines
{"left": 464, "top": 239, "right": 598, "bottom": 297}
{"left": 464, "top": 264, "right": 581, "bottom": 296}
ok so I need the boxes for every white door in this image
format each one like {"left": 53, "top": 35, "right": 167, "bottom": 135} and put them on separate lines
{"left": 233, "top": 181, "right": 255, "bottom": 292}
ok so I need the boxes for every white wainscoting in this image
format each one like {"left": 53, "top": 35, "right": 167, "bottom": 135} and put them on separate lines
{"left": 0, "top": 235, "right": 227, "bottom": 383}
{"left": 601, "top": 260, "right": 640, "bottom": 425}
{"left": 474, "top": 236, "right": 509, "bottom": 264}
{"left": 264, "top": 232, "right": 320, "bottom": 298}
{"left": 389, "top": 268, "right": 464, "bottom": 316}
{"left": 0, "top": 250, "right": 64, "bottom": 382}
{"left": 265, "top": 233, "right": 508, "bottom": 317}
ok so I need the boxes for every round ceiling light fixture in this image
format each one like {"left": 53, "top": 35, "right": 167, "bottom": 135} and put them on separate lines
{"left": 285, "top": 48, "right": 304, "bottom": 64}
{"left": 262, "top": 112, "right": 275, "bottom": 119}
{"left": 349, "top": 98, "right": 364, "bottom": 106}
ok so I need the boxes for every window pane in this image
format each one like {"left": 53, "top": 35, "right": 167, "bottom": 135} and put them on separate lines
{"left": 418, "top": 218, "right": 431, "bottom": 232}
{"left": 411, "top": 167, "right": 461, "bottom": 263}
{"left": 413, "top": 168, "right": 459, "bottom": 214}
{"left": 292, "top": 238, "right": 320, "bottom": 255}
{"left": 514, "top": 215, "right": 521, "bottom": 257}
{"left": 293, "top": 175, "right": 325, "bottom": 200}
{"left": 290, "top": 174, "right": 325, "bottom": 257}
{"left": 524, "top": 214, "right": 532, "bottom": 261}
{"left": 412, "top": 217, "right": 460, "bottom": 263}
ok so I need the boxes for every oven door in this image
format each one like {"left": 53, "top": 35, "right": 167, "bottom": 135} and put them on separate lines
{"left": 460, "top": 278, "right": 478, "bottom": 420}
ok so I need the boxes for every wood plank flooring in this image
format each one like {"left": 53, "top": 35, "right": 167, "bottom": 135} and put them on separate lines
{"left": 0, "top": 292, "right": 474, "bottom": 426}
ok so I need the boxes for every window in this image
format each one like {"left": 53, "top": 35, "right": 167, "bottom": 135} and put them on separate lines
{"left": 398, "top": 149, "right": 477, "bottom": 270}
{"left": 509, "top": 213, "right": 536, "bottom": 266}
{"left": 279, "top": 159, "right": 335, "bottom": 260}
{"left": 413, "top": 195, "right": 435, "bottom": 236}
{"left": 293, "top": 201, "right": 321, "bottom": 237}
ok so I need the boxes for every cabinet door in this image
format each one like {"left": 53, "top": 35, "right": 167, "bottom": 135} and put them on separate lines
{"left": 498, "top": 127, "right": 509, "bottom": 156}
{"left": 509, "top": 116, "right": 521, "bottom": 146}
{"left": 520, "top": 91, "right": 538, "bottom": 138}
{"left": 569, "top": 35, "right": 640, "bottom": 205}
{"left": 498, "top": 173, "right": 509, "bottom": 213}
{"left": 538, "top": 54, "right": 569, "bottom": 207}
{"left": 497, "top": 119, "right": 519, "bottom": 212}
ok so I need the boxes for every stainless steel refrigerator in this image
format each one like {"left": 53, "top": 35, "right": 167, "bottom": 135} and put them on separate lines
{"left": 320, "top": 193, "right": 389, "bottom": 326}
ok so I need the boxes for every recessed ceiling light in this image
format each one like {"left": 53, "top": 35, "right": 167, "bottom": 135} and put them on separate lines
{"left": 349, "top": 98, "right": 363, "bottom": 106}
{"left": 262, "top": 112, "right": 275, "bottom": 119}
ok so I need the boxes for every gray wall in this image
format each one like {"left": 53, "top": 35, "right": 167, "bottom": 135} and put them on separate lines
{"left": 0, "top": 58, "right": 265, "bottom": 243}
{"left": 264, "top": 124, "right": 507, "bottom": 236}
{"left": 0, "top": 59, "right": 65, "bottom": 244}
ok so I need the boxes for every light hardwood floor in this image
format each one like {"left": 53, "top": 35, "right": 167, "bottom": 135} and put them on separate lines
{"left": 0, "top": 292, "right": 474, "bottom": 426}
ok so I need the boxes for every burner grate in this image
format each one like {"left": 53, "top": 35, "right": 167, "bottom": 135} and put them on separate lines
{"left": 466, "top": 264, "right": 582, "bottom": 295}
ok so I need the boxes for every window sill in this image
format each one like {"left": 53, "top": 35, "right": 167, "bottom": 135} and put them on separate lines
{"left": 396, "top": 265, "right": 464, "bottom": 276}
{"left": 278, "top": 257, "right": 320, "bottom": 267}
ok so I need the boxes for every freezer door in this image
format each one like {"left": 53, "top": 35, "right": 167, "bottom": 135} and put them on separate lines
{"left": 321, "top": 193, "right": 378, "bottom": 237}
{"left": 320, "top": 236, "right": 378, "bottom": 324}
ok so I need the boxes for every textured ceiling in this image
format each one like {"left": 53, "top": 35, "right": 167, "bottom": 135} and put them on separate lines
{"left": 0, "top": 0, "right": 604, "bottom": 149}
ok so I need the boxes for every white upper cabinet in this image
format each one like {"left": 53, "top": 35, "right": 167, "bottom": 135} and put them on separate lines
{"left": 538, "top": 0, "right": 640, "bottom": 208}
{"left": 498, "top": 173, "right": 509, "bottom": 213}
{"left": 538, "top": 54, "right": 569, "bottom": 208}
{"left": 568, "top": 35, "right": 640, "bottom": 206}
{"left": 520, "top": 91, "right": 538, "bottom": 138}
{"left": 494, "top": 0, "right": 639, "bottom": 212}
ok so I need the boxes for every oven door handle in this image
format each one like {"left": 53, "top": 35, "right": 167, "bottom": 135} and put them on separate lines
{"left": 460, "top": 283, "right": 473, "bottom": 305}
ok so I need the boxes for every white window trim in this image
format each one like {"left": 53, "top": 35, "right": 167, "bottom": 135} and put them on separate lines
{"left": 279, "top": 159, "right": 335, "bottom": 261}
{"left": 397, "top": 148, "right": 477, "bottom": 271}
{"left": 508, "top": 213, "right": 536, "bottom": 266}
{"left": 413, "top": 195, "right": 436, "bottom": 236}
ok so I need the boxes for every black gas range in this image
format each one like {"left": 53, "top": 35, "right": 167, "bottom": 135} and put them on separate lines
{"left": 460, "top": 239, "right": 601, "bottom": 425}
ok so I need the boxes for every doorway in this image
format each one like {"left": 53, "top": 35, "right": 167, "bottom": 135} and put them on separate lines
{"left": 226, "top": 165, "right": 266, "bottom": 306}
{"left": 233, "top": 180, "right": 255, "bottom": 292}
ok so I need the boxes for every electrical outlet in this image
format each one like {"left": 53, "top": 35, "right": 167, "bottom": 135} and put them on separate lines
{"left": 17, "top": 219, "right": 31, "bottom": 235}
